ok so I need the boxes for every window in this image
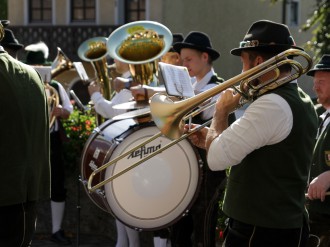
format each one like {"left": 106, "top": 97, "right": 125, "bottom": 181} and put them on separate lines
{"left": 29, "top": 0, "right": 52, "bottom": 23}
{"left": 285, "top": 0, "right": 300, "bottom": 26}
{"left": 125, "top": 0, "right": 146, "bottom": 22}
{"left": 71, "top": 0, "right": 95, "bottom": 22}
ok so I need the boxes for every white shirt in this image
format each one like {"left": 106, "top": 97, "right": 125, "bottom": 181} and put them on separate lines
{"left": 317, "top": 109, "right": 330, "bottom": 137}
{"left": 207, "top": 92, "right": 293, "bottom": 170}
{"left": 193, "top": 68, "right": 221, "bottom": 120}
{"left": 91, "top": 71, "right": 133, "bottom": 119}
{"left": 52, "top": 81, "right": 73, "bottom": 132}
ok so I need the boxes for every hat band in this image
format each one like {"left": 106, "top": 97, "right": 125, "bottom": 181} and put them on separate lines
{"left": 240, "top": 40, "right": 260, "bottom": 48}
{"left": 240, "top": 36, "right": 296, "bottom": 49}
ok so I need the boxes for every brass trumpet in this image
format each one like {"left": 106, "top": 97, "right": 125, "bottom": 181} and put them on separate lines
{"left": 87, "top": 48, "right": 312, "bottom": 193}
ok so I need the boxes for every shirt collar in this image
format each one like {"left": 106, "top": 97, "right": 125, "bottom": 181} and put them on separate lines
{"left": 193, "top": 68, "right": 216, "bottom": 90}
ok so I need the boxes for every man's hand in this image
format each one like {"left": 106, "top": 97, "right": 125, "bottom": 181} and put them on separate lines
{"left": 185, "top": 124, "right": 209, "bottom": 150}
{"left": 307, "top": 171, "right": 330, "bottom": 201}
{"left": 215, "top": 88, "right": 241, "bottom": 115}
{"left": 113, "top": 77, "right": 131, "bottom": 92}
{"left": 88, "top": 81, "right": 101, "bottom": 96}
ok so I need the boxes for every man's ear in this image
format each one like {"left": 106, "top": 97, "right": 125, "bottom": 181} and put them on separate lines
{"left": 255, "top": 55, "right": 264, "bottom": 66}
{"left": 202, "top": 52, "right": 209, "bottom": 61}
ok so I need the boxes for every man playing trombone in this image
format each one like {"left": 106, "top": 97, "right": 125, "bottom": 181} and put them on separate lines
{"left": 187, "top": 20, "right": 318, "bottom": 247}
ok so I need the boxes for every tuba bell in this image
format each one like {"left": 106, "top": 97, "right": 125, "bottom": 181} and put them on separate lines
{"left": 78, "top": 36, "right": 114, "bottom": 125}
{"left": 51, "top": 47, "right": 74, "bottom": 78}
{"left": 107, "top": 20, "right": 173, "bottom": 86}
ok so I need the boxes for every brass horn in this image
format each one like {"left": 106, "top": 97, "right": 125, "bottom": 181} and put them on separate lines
{"left": 32, "top": 66, "right": 60, "bottom": 129}
{"left": 78, "top": 37, "right": 114, "bottom": 125}
{"left": 107, "top": 20, "right": 173, "bottom": 85}
{"left": 86, "top": 48, "right": 312, "bottom": 192}
{"left": 51, "top": 47, "right": 74, "bottom": 78}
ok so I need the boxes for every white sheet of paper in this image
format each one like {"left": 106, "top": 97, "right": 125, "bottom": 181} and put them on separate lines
{"left": 73, "top": 62, "right": 89, "bottom": 81}
{"left": 32, "top": 66, "right": 52, "bottom": 82}
{"left": 158, "top": 62, "right": 195, "bottom": 98}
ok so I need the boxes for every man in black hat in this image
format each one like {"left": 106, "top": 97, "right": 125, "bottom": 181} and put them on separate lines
{"left": 187, "top": 20, "right": 318, "bottom": 247}
{"left": 0, "top": 21, "right": 50, "bottom": 247}
{"left": 0, "top": 27, "right": 24, "bottom": 58}
{"left": 306, "top": 54, "right": 330, "bottom": 247}
{"left": 171, "top": 31, "right": 235, "bottom": 247}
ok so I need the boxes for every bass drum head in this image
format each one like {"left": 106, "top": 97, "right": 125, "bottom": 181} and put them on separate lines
{"left": 80, "top": 118, "right": 138, "bottom": 213}
{"left": 104, "top": 125, "right": 201, "bottom": 230}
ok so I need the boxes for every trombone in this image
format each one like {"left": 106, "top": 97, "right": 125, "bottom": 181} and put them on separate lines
{"left": 87, "top": 48, "right": 312, "bottom": 193}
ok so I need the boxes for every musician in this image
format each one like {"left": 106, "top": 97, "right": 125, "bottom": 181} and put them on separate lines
{"left": 306, "top": 54, "right": 330, "bottom": 247}
{"left": 172, "top": 31, "right": 236, "bottom": 247}
{"left": 161, "top": 33, "right": 184, "bottom": 66}
{"left": 24, "top": 41, "right": 73, "bottom": 245}
{"left": 187, "top": 20, "right": 318, "bottom": 247}
{"left": 88, "top": 59, "right": 141, "bottom": 247}
{"left": 88, "top": 58, "right": 139, "bottom": 119}
{"left": 0, "top": 22, "right": 50, "bottom": 246}
{"left": 0, "top": 24, "right": 24, "bottom": 58}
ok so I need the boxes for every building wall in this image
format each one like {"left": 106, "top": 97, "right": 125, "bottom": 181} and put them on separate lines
{"left": 6, "top": 0, "right": 317, "bottom": 95}
{"left": 161, "top": 0, "right": 316, "bottom": 97}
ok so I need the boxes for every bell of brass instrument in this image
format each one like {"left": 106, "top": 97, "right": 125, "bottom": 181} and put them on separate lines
{"left": 107, "top": 20, "right": 173, "bottom": 85}
{"left": 32, "top": 66, "right": 60, "bottom": 129}
{"left": 51, "top": 47, "right": 74, "bottom": 78}
{"left": 45, "top": 83, "right": 60, "bottom": 128}
{"left": 78, "top": 37, "right": 114, "bottom": 125}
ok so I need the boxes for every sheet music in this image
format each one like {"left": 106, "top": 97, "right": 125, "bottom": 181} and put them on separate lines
{"left": 73, "top": 62, "right": 89, "bottom": 82}
{"left": 32, "top": 66, "right": 52, "bottom": 82}
{"left": 158, "top": 62, "right": 195, "bottom": 98}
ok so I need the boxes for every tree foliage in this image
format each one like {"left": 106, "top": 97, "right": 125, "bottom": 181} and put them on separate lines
{"left": 301, "top": 0, "right": 330, "bottom": 60}
{"left": 269, "top": 0, "right": 330, "bottom": 60}
{"left": 0, "top": 0, "right": 8, "bottom": 20}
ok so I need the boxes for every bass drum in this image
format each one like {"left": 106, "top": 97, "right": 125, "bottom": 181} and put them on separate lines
{"left": 80, "top": 119, "right": 202, "bottom": 230}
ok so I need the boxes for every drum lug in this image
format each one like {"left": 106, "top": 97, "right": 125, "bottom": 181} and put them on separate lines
{"left": 79, "top": 178, "right": 87, "bottom": 186}
{"left": 93, "top": 127, "right": 103, "bottom": 136}
{"left": 113, "top": 137, "right": 123, "bottom": 145}
{"left": 198, "top": 158, "right": 203, "bottom": 168}
{"left": 181, "top": 209, "right": 189, "bottom": 217}
{"left": 96, "top": 189, "right": 106, "bottom": 198}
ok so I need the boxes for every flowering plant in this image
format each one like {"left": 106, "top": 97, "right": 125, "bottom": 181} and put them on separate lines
{"left": 61, "top": 107, "right": 96, "bottom": 171}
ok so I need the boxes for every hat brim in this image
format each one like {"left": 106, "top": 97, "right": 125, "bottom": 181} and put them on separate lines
{"left": 306, "top": 68, "right": 330, "bottom": 77}
{"left": 3, "top": 43, "right": 24, "bottom": 51}
{"left": 230, "top": 44, "right": 304, "bottom": 56}
{"left": 173, "top": 42, "right": 220, "bottom": 61}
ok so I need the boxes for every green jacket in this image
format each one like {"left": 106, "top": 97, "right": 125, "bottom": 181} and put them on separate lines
{"left": 308, "top": 117, "right": 330, "bottom": 216}
{"left": 0, "top": 52, "right": 50, "bottom": 206}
